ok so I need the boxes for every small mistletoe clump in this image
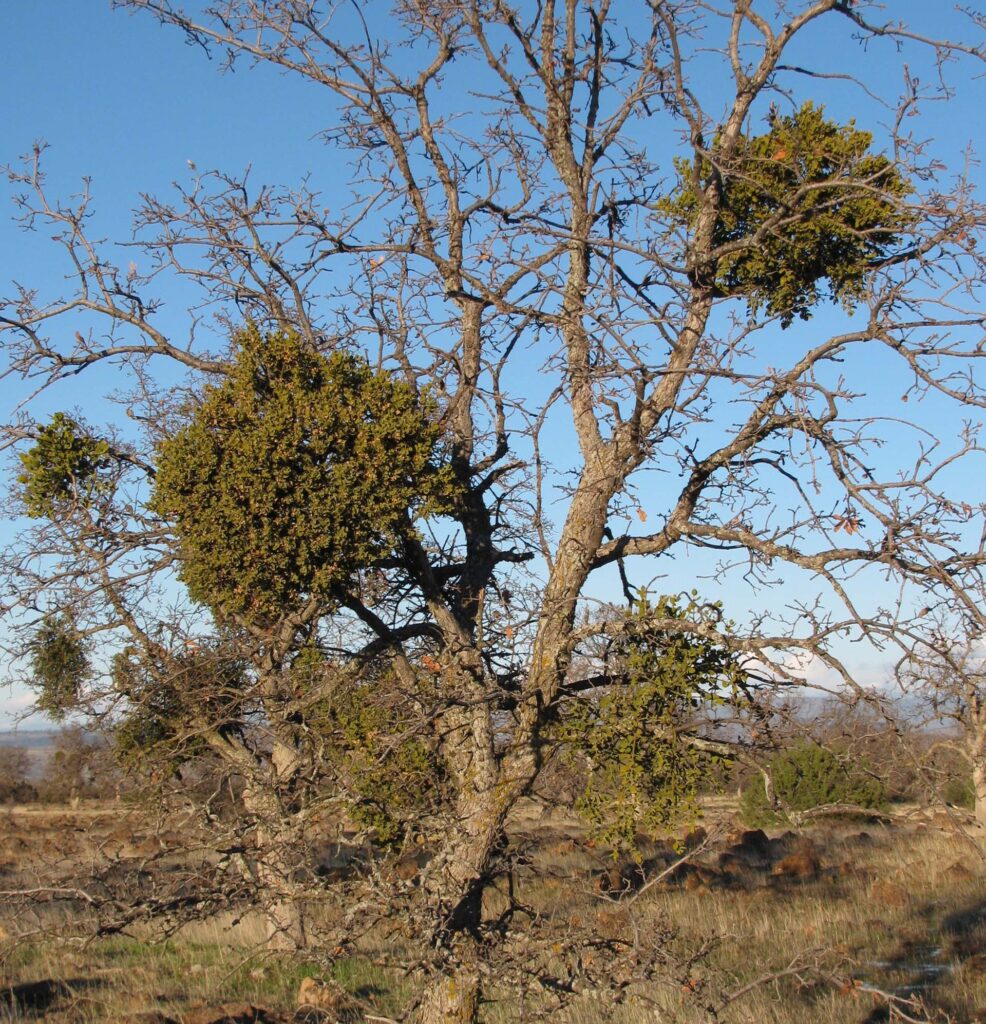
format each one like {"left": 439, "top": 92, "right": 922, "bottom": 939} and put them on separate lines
{"left": 28, "top": 614, "right": 90, "bottom": 720}
{"left": 18, "top": 412, "right": 112, "bottom": 518}
{"left": 562, "top": 594, "right": 746, "bottom": 850}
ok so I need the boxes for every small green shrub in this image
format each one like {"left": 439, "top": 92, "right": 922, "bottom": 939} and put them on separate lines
{"left": 942, "top": 775, "right": 975, "bottom": 809}
{"left": 740, "top": 742, "right": 887, "bottom": 827}
{"left": 313, "top": 669, "right": 449, "bottom": 847}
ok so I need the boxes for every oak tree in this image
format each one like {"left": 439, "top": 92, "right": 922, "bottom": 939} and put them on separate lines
{"left": 4, "top": 2, "right": 986, "bottom": 1020}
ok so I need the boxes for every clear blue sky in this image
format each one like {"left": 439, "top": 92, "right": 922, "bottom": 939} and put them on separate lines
{"left": 2, "top": 2, "right": 985, "bottom": 726}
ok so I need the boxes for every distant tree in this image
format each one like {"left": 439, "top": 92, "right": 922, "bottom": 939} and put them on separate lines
{"left": 36, "top": 726, "right": 119, "bottom": 804}
{"left": 899, "top": 640, "right": 986, "bottom": 828}
{"left": 0, "top": 747, "right": 36, "bottom": 804}
{"left": 3, "top": 3, "right": 986, "bottom": 1020}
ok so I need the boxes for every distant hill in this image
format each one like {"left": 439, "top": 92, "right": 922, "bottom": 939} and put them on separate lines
{"left": 0, "top": 729, "right": 60, "bottom": 749}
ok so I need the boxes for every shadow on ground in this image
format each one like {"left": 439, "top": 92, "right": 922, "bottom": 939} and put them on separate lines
{"left": 861, "top": 896, "right": 986, "bottom": 1022}
{"left": 1, "top": 976, "right": 107, "bottom": 1016}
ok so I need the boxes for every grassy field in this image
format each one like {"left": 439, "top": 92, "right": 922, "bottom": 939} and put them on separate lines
{"left": 2, "top": 803, "right": 985, "bottom": 1022}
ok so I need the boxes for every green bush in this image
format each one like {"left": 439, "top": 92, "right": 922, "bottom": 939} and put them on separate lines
{"left": 942, "top": 775, "right": 975, "bottom": 809}
{"left": 740, "top": 742, "right": 886, "bottom": 827}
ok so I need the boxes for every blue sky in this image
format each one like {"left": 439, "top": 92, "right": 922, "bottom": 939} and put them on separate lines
{"left": 3, "top": 2, "right": 334, "bottom": 726}
{"left": 2, "top": 2, "right": 985, "bottom": 727}
{"left": 3, "top": 3, "right": 325, "bottom": 206}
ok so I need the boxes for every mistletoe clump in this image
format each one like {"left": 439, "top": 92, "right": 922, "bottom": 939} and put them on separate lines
{"left": 111, "top": 645, "right": 247, "bottom": 765}
{"left": 562, "top": 594, "right": 746, "bottom": 850}
{"left": 28, "top": 613, "right": 90, "bottom": 720}
{"left": 665, "top": 103, "right": 914, "bottom": 326}
{"left": 18, "top": 412, "right": 113, "bottom": 518}
{"left": 292, "top": 646, "right": 449, "bottom": 847}
{"left": 153, "top": 327, "right": 454, "bottom": 625}
{"left": 324, "top": 680, "right": 448, "bottom": 846}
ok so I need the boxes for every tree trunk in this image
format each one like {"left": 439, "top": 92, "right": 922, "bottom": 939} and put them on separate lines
{"left": 242, "top": 786, "right": 307, "bottom": 951}
{"left": 414, "top": 969, "right": 480, "bottom": 1024}
{"left": 255, "top": 847, "right": 307, "bottom": 951}
{"left": 974, "top": 760, "right": 986, "bottom": 831}
{"left": 412, "top": 870, "right": 483, "bottom": 1024}
{"left": 411, "top": 784, "right": 516, "bottom": 1023}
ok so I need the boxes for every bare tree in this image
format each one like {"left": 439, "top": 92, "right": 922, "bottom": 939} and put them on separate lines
{"left": 3, "top": 2, "right": 986, "bottom": 1020}
{"left": 899, "top": 637, "right": 986, "bottom": 828}
{"left": 0, "top": 746, "right": 36, "bottom": 804}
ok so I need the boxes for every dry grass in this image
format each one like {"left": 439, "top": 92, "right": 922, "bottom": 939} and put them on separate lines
{"left": 2, "top": 933, "right": 404, "bottom": 1022}
{"left": 2, "top": 806, "right": 986, "bottom": 1022}
{"left": 506, "top": 823, "right": 986, "bottom": 1022}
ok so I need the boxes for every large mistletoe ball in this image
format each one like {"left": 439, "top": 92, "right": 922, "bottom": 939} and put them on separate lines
{"left": 153, "top": 327, "right": 452, "bottom": 624}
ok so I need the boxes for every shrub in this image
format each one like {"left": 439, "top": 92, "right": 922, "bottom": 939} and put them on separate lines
{"left": 0, "top": 747, "right": 37, "bottom": 804}
{"left": 941, "top": 775, "right": 975, "bottom": 809}
{"left": 309, "top": 662, "right": 450, "bottom": 848}
{"left": 18, "top": 412, "right": 112, "bottom": 518}
{"left": 740, "top": 742, "right": 887, "bottom": 827}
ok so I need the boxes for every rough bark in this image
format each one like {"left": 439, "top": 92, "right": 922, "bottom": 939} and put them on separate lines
{"left": 255, "top": 844, "right": 307, "bottom": 951}
{"left": 414, "top": 969, "right": 480, "bottom": 1024}
{"left": 242, "top": 787, "right": 307, "bottom": 951}
{"left": 974, "top": 761, "right": 986, "bottom": 832}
